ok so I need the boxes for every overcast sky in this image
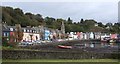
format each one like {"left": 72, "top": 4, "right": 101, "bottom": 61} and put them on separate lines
{"left": 1, "top": 1, "right": 119, "bottom": 24}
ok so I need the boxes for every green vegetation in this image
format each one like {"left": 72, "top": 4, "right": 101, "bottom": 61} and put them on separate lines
{"left": 2, "top": 6, "right": 120, "bottom": 33}
{"left": 2, "top": 59, "right": 118, "bottom": 62}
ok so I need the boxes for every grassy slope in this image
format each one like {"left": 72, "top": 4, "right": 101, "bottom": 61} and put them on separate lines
{"left": 3, "top": 59, "right": 119, "bottom": 62}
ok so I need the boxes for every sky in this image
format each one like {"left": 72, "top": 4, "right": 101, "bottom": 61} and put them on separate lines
{"left": 1, "top": 0, "right": 119, "bottom": 24}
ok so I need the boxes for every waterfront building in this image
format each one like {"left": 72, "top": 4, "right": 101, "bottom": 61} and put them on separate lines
{"left": 44, "top": 29, "right": 50, "bottom": 41}
{"left": 2, "top": 23, "right": 16, "bottom": 43}
{"left": 2, "top": 23, "right": 41, "bottom": 43}
{"left": 22, "top": 27, "right": 40, "bottom": 42}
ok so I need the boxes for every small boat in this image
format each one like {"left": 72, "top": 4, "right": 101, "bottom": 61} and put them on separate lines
{"left": 101, "top": 37, "right": 111, "bottom": 43}
{"left": 57, "top": 45, "right": 72, "bottom": 49}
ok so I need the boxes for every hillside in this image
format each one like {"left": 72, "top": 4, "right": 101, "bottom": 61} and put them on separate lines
{"left": 2, "top": 6, "right": 120, "bottom": 33}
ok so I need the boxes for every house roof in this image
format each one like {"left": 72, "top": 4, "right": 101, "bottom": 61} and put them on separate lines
{"left": 2, "top": 24, "right": 11, "bottom": 32}
{"left": 2, "top": 23, "right": 62, "bottom": 34}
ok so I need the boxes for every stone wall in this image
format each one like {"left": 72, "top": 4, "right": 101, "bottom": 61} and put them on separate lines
{"left": 2, "top": 50, "right": 119, "bottom": 59}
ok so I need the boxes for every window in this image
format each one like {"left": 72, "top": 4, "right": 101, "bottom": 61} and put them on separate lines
{"left": 6, "top": 33, "right": 9, "bottom": 37}
{"left": 33, "top": 30, "right": 35, "bottom": 33}
{"left": 10, "top": 28, "right": 13, "bottom": 31}
{"left": 3, "top": 33, "right": 6, "bottom": 37}
{"left": 30, "top": 30, "right": 32, "bottom": 33}
{"left": 32, "top": 30, "right": 34, "bottom": 33}
{"left": 3, "top": 32, "right": 9, "bottom": 37}
{"left": 24, "top": 29, "right": 26, "bottom": 32}
{"left": 27, "top": 30, "right": 29, "bottom": 32}
{"left": 35, "top": 31, "right": 36, "bottom": 33}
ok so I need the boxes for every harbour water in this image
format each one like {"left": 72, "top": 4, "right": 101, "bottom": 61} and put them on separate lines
{"left": 30, "top": 40, "right": 119, "bottom": 54}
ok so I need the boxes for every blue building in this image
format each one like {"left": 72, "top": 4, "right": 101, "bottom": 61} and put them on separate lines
{"left": 44, "top": 30, "right": 50, "bottom": 40}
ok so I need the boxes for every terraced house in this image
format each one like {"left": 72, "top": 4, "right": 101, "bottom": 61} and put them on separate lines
{"left": 22, "top": 26, "right": 40, "bottom": 42}
{"left": 2, "top": 23, "right": 16, "bottom": 43}
{"left": 2, "top": 22, "right": 63, "bottom": 45}
{"left": 3, "top": 24, "right": 41, "bottom": 43}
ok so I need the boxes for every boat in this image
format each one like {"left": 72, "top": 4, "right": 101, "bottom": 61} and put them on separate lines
{"left": 101, "top": 37, "right": 111, "bottom": 43}
{"left": 57, "top": 45, "right": 72, "bottom": 49}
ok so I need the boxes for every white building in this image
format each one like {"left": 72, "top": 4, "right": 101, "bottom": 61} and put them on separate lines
{"left": 22, "top": 27, "right": 40, "bottom": 42}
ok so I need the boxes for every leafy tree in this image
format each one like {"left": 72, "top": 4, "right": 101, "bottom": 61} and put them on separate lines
{"left": 2, "top": 37, "right": 9, "bottom": 46}
{"left": 14, "top": 8, "right": 24, "bottom": 16}
{"left": 14, "top": 24, "right": 24, "bottom": 42}
{"left": 112, "top": 23, "right": 120, "bottom": 34}
{"left": 44, "top": 17, "right": 56, "bottom": 28}
{"left": 98, "top": 22, "right": 104, "bottom": 28}
{"left": 2, "top": 6, "right": 120, "bottom": 33}
{"left": 80, "top": 18, "right": 84, "bottom": 24}
{"left": 67, "top": 17, "right": 72, "bottom": 24}
{"left": 105, "top": 22, "right": 113, "bottom": 27}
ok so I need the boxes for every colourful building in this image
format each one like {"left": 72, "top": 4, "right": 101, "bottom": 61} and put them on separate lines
{"left": 22, "top": 27, "right": 40, "bottom": 42}
{"left": 2, "top": 24, "right": 16, "bottom": 43}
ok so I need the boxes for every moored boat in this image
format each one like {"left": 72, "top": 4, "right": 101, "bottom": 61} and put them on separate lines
{"left": 57, "top": 45, "right": 72, "bottom": 49}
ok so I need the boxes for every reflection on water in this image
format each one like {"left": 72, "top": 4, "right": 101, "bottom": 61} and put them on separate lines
{"left": 75, "top": 41, "right": 119, "bottom": 48}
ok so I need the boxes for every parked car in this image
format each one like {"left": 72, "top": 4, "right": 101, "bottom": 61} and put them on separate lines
{"left": 18, "top": 41, "right": 33, "bottom": 47}
{"left": 73, "top": 44, "right": 85, "bottom": 48}
{"left": 33, "top": 40, "right": 42, "bottom": 44}
{"left": 18, "top": 42, "right": 28, "bottom": 47}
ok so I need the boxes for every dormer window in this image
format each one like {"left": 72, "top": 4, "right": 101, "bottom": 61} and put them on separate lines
{"left": 27, "top": 30, "right": 29, "bottom": 32}
{"left": 33, "top": 30, "right": 35, "bottom": 33}
{"left": 24, "top": 29, "right": 26, "bottom": 32}
{"left": 10, "top": 28, "right": 13, "bottom": 31}
{"left": 30, "top": 30, "right": 32, "bottom": 33}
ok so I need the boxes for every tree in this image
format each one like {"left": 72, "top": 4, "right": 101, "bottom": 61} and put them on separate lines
{"left": 80, "top": 18, "right": 84, "bottom": 24}
{"left": 34, "top": 14, "right": 44, "bottom": 25}
{"left": 14, "top": 8, "right": 24, "bottom": 16}
{"left": 2, "top": 6, "right": 44, "bottom": 27}
{"left": 97, "top": 22, "right": 105, "bottom": 28}
{"left": 44, "top": 17, "right": 55, "bottom": 25}
{"left": 55, "top": 18, "right": 64, "bottom": 30}
{"left": 106, "top": 22, "right": 113, "bottom": 27}
{"left": 14, "top": 24, "right": 23, "bottom": 42}
{"left": 2, "top": 37, "right": 9, "bottom": 46}
{"left": 67, "top": 17, "right": 72, "bottom": 24}
{"left": 2, "top": 6, "right": 120, "bottom": 33}
{"left": 79, "top": 19, "right": 97, "bottom": 32}
{"left": 25, "top": 12, "right": 33, "bottom": 19}
{"left": 112, "top": 23, "right": 120, "bottom": 34}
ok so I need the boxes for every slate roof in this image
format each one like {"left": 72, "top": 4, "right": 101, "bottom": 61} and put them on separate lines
{"left": 2, "top": 23, "right": 62, "bottom": 34}
{"left": 2, "top": 24, "right": 10, "bottom": 32}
